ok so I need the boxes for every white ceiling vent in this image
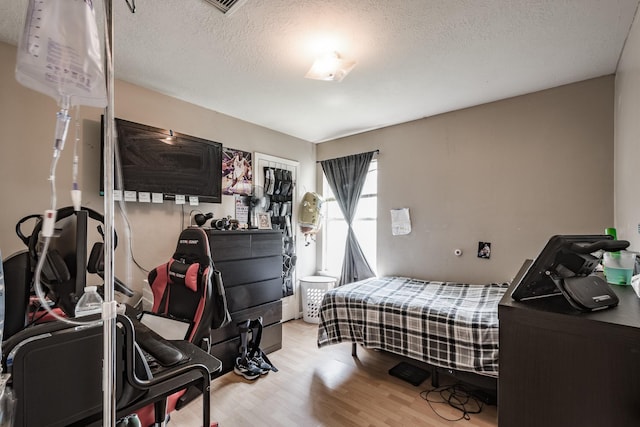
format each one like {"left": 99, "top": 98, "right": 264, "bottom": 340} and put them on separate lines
{"left": 203, "top": 0, "right": 248, "bottom": 15}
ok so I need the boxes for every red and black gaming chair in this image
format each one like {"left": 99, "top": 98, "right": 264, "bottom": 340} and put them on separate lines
{"left": 147, "top": 227, "right": 216, "bottom": 349}
{"left": 139, "top": 227, "right": 220, "bottom": 421}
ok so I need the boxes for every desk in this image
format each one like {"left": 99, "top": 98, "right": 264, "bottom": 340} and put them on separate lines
{"left": 498, "top": 283, "right": 640, "bottom": 427}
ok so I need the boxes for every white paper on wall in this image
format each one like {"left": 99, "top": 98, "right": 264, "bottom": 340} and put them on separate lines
{"left": 235, "top": 195, "right": 249, "bottom": 227}
{"left": 138, "top": 192, "right": 151, "bottom": 203}
{"left": 391, "top": 208, "right": 411, "bottom": 236}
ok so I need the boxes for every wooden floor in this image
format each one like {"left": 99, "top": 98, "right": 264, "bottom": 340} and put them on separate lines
{"left": 170, "top": 319, "right": 498, "bottom": 427}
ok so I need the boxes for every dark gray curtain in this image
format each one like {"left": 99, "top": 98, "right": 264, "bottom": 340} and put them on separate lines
{"left": 321, "top": 151, "right": 376, "bottom": 286}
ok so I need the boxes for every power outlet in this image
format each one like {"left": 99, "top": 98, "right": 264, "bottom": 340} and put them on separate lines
{"left": 637, "top": 224, "right": 640, "bottom": 234}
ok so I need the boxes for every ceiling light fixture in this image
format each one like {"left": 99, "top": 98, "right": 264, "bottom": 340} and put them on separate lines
{"left": 305, "top": 51, "right": 356, "bottom": 82}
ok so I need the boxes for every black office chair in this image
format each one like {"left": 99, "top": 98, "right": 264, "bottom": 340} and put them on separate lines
{"left": 2, "top": 314, "right": 220, "bottom": 427}
{"left": 1, "top": 251, "right": 31, "bottom": 340}
{"left": 5, "top": 208, "right": 134, "bottom": 332}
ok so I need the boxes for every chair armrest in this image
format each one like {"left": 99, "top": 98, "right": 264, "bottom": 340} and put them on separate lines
{"left": 117, "top": 315, "right": 212, "bottom": 390}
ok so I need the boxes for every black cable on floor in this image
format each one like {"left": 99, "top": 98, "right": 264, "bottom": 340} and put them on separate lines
{"left": 420, "top": 383, "right": 484, "bottom": 422}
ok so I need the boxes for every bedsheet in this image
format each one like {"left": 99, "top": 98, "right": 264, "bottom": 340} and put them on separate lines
{"left": 317, "top": 276, "right": 508, "bottom": 377}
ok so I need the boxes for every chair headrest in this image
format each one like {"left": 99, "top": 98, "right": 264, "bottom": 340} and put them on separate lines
{"left": 172, "top": 227, "right": 212, "bottom": 266}
{"left": 168, "top": 260, "right": 199, "bottom": 292}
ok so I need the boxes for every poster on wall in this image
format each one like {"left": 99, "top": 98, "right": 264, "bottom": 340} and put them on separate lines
{"left": 222, "top": 148, "right": 252, "bottom": 195}
{"left": 478, "top": 241, "right": 491, "bottom": 259}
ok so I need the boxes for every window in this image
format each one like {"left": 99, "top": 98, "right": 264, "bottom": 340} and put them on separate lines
{"left": 321, "top": 160, "right": 377, "bottom": 276}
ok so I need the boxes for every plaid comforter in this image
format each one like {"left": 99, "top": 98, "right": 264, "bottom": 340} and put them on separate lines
{"left": 317, "top": 276, "right": 508, "bottom": 377}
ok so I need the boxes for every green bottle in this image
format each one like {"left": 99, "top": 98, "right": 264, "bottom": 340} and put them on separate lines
{"left": 603, "top": 228, "right": 619, "bottom": 281}
{"left": 604, "top": 227, "right": 617, "bottom": 240}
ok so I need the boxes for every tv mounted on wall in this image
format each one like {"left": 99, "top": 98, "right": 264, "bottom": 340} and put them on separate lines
{"left": 100, "top": 117, "right": 222, "bottom": 203}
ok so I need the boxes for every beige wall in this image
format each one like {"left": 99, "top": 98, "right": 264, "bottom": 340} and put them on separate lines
{"left": 0, "top": 35, "right": 617, "bottom": 291}
{"left": 615, "top": 10, "right": 640, "bottom": 251}
{"left": 318, "top": 77, "right": 615, "bottom": 284}
{"left": 0, "top": 41, "right": 317, "bottom": 302}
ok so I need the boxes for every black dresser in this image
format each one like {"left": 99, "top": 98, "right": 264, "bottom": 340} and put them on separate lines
{"left": 206, "top": 229, "right": 283, "bottom": 376}
{"left": 498, "top": 282, "right": 640, "bottom": 427}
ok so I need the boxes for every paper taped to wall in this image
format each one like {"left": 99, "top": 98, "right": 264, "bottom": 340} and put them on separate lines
{"left": 391, "top": 208, "right": 411, "bottom": 236}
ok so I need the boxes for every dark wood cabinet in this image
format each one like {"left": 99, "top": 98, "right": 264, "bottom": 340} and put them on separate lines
{"left": 207, "top": 229, "right": 283, "bottom": 376}
{"left": 498, "top": 283, "right": 640, "bottom": 427}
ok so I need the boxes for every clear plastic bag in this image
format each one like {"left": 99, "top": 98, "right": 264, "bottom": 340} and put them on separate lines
{"left": 0, "top": 375, "right": 14, "bottom": 427}
{"left": 15, "top": 0, "right": 107, "bottom": 108}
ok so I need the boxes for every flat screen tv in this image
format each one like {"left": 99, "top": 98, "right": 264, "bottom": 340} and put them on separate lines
{"left": 100, "top": 117, "right": 222, "bottom": 203}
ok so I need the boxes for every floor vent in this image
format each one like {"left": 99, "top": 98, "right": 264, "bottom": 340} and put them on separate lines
{"left": 203, "top": 0, "right": 247, "bottom": 14}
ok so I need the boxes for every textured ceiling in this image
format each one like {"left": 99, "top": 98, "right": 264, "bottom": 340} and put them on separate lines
{"left": 0, "top": 0, "right": 638, "bottom": 143}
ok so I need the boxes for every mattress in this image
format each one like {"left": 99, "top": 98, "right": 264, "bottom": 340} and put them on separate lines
{"left": 317, "top": 276, "right": 508, "bottom": 377}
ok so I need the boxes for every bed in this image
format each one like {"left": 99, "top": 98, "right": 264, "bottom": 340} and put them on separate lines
{"left": 317, "top": 276, "right": 508, "bottom": 386}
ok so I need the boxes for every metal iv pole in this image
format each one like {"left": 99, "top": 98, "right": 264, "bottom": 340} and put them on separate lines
{"left": 103, "top": 1, "right": 117, "bottom": 425}
{"left": 102, "top": 2, "right": 136, "bottom": 424}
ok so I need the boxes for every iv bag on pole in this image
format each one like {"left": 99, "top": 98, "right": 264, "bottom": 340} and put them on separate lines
{"left": 15, "top": 0, "right": 107, "bottom": 108}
